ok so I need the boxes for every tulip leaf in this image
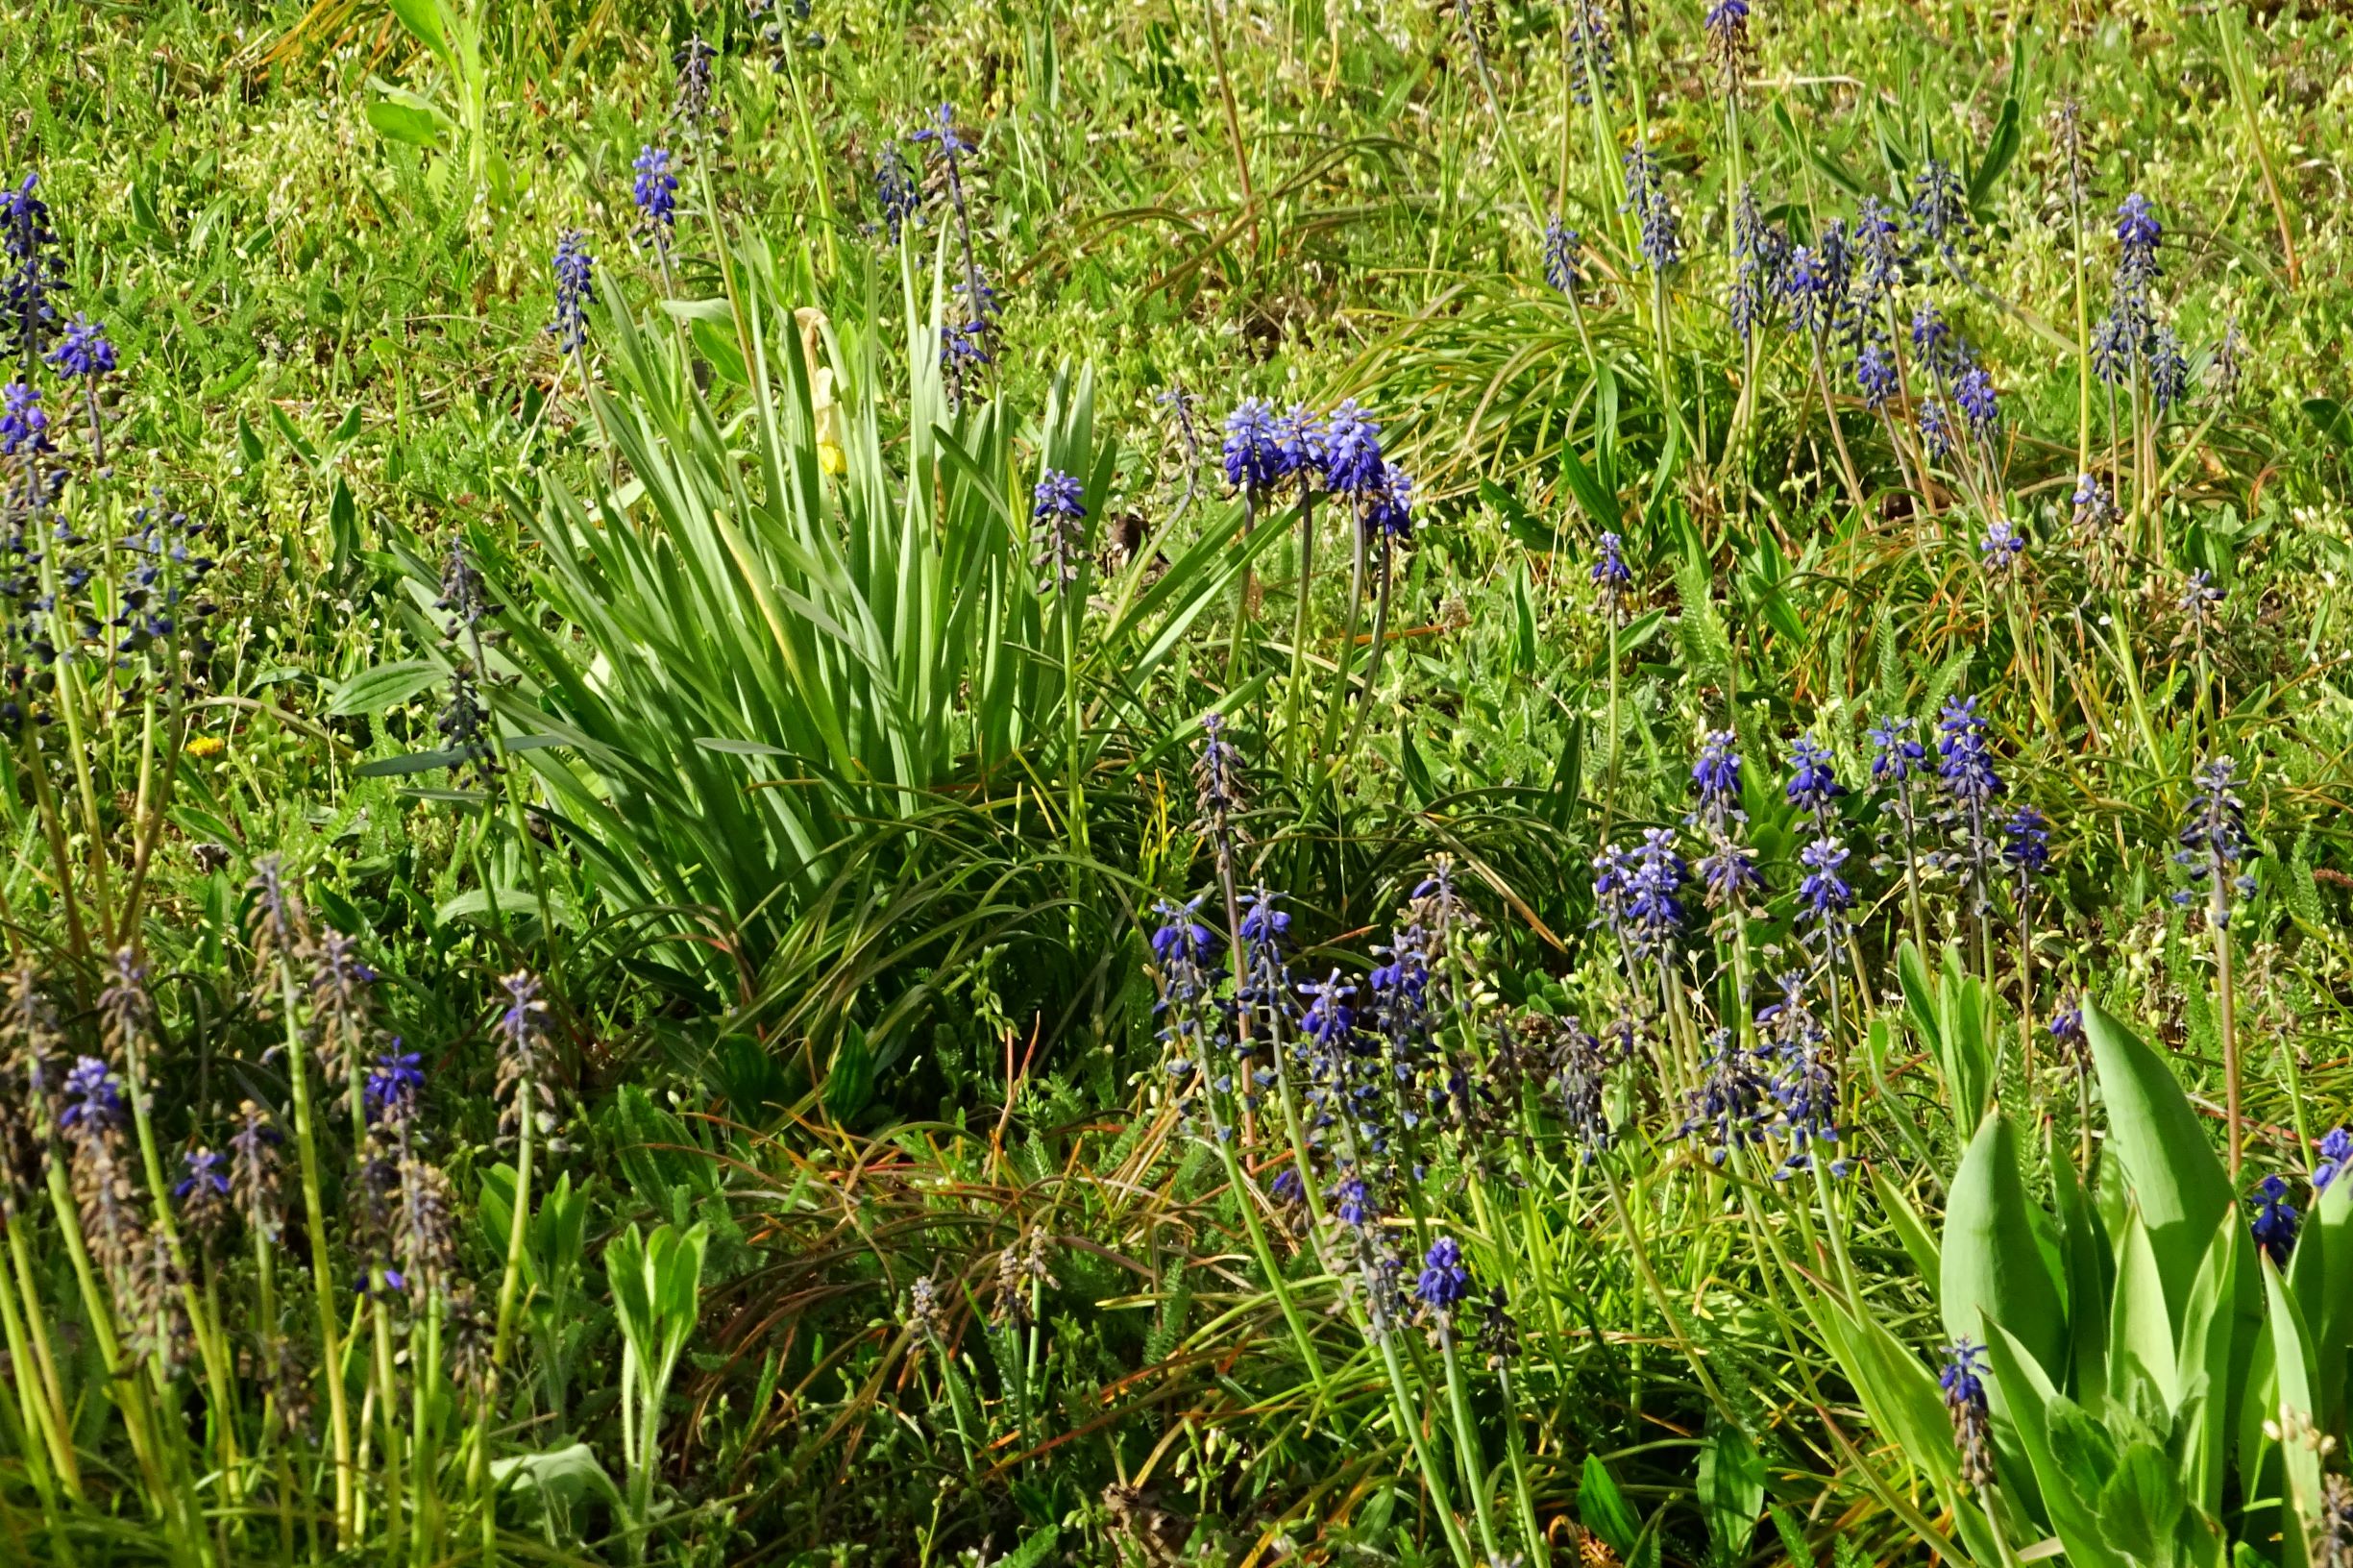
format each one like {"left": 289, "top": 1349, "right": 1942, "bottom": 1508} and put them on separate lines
{"left": 2084, "top": 1002, "right": 2231, "bottom": 1319}
{"left": 2110, "top": 1209, "right": 2181, "bottom": 1415}
{"left": 1943, "top": 1113, "right": 2067, "bottom": 1383}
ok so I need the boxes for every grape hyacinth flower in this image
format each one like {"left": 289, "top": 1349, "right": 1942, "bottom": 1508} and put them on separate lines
{"left": 1362, "top": 462, "right": 1413, "bottom": 540}
{"left": 1680, "top": 1029, "right": 1773, "bottom": 1166}
{"left": 1543, "top": 215, "right": 1581, "bottom": 297}
{"left": 1221, "top": 398, "right": 1287, "bottom": 496}
{"left": 1412, "top": 1235, "right": 1472, "bottom": 1314}
{"left": 1848, "top": 198, "right": 1905, "bottom": 336}
{"left": 632, "top": 144, "right": 678, "bottom": 233}
{"left": 1590, "top": 530, "right": 1632, "bottom": 621}
{"left": 1330, "top": 1172, "right": 1373, "bottom": 1230}
{"left": 1565, "top": 0, "right": 1614, "bottom": 104}
{"left": 549, "top": 231, "right": 595, "bottom": 355}
{"left": 1855, "top": 338, "right": 1898, "bottom": 409}
{"left": 1909, "top": 303, "right": 1959, "bottom": 377}
{"left": 59, "top": 1055, "right": 125, "bottom": 1133}
{"left": 2091, "top": 308, "right": 2135, "bottom": 388}
{"left": 228, "top": 1100, "right": 282, "bottom": 1242}
{"left": 2111, "top": 192, "right": 2163, "bottom": 344}
{"left": 1918, "top": 398, "right": 1954, "bottom": 462}
{"left": 1760, "top": 974, "right": 1848, "bottom": 1178}
{"left": 2148, "top": 326, "right": 2190, "bottom": 412}
{"left": 2071, "top": 473, "right": 2115, "bottom": 531}
{"left": 46, "top": 313, "right": 114, "bottom": 379}
{"left": 2002, "top": 805, "right": 2049, "bottom": 882}
{"left": 672, "top": 35, "right": 719, "bottom": 131}
{"left": 912, "top": 104, "right": 998, "bottom": 393}
{"left": 1953, "top": 364, "right": 1999, "bottom": 443}
{"left": 1690, "top": 729, "right": 1761, "bottom": 910}
{"left": 1553, "top": 1016, "right": 1613, "bottom": 1162}
{"left": 2180, "top": 569, "right": 2224, "bottom": 626}
{"left": 0, "top": 380, "right": 46, "bottom": 457}
{"left": 1979, "top": 517, "right": 2024, "bottom": 573}
{"left": 1320, "top": 400, "right": 1385, "bottom": 497}
{"left": 2314, "top": 1128, "right": 2353, "bottom": 1194}
{"left": 1622, "top": 142, "right": 1681, "bottom": 273}
{"left": 874, "top": 142, "right": 919, "bottom": 244}
{"left": 176, "top": 1148, "right": 232, "bottom": 1237}
{"left": 1623, "top": 828, "right": 1689, "bottom": 968}
{"left": 1151, "top": 896, "right": 1226, "bottom": 1122}
{"left": 1703, "top": 0, "right": 1752, "bottom": 95}
{"left": 1940, "top": 1339, "right": 1995, "bottom": 1490}
{"left": 1727, "top": 184, "right": 1787, "bottom": 344}
{"left": 1937, "top": 696, "right": 2004, "bottom": 909}
{"left": 2047, "top": 999, "right": 2086, "bottom": 1065}
{"left": 1, "top": 173, "right": 60, "bottom": 367}
{"left": 1032, "top": 468, "right": 1088, "bottom": 588}
{"left": 2250, "top": 1174, "right": 2300, "bottom": 1265}
{"left": 494, "top": 969, "right": 554, "bottom": 1145}
{"left": 1193, "top": 711, "right": 1243, "bottom": 841}
{"left": 1785, "top": 736, "right": 1843, "bottom": 827}
{"left": 1795, "top": 836, "right": 1855, "bottom": 965}
{"left": 1272, "top": 404, "right": 1326, "bottom": 484}
{"left": 2209, "top": 320, "right": 2245, "bottom": 404}
{"left": 1780, "top": 244, "right": 1839, "bottom": 339}
{"left": 1236, "top": 885, "right": 1296, "bottom": 1067}
{"left": 2174, "top": 756, "right": 2253, "bottom": 921}
{"left": 365, "top": 1049, "right": 426, "bottom": 1126}
{"left": 1910, "top": 159, "right": 1973, "bottom": 261}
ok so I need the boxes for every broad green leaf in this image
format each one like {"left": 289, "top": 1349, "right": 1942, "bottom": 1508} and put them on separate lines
{"left": 1943, "top": 1113, "right": 2066, "bottom": 1383}
{"left": 996, "top": 1526, "right": 1060, "bottom": 1568}
{"left": 1936, "top": 946, "right": 1998, "bottom": 1131}
{"left": 1578, "top": 1455, "right": 1641, "bottom": 1558}
{"left": 1697, "top": 1419, "right": 1766, "bottom": 1568}
{"left": 489, "top": 1442, "right": 620, "bottom": 1510}
{"left": 1897, "top": 941, "right": 1939, "bottom": 1055}
{"left": 365, "top": 96, "right": 444, "bottom": 147}
{"left": 2110, "top": 1210, "right": 2180, "bottom": 1414}
{"left": 2052, "top": 1150, "right": 2113, "bottom": 1407}
{"left": 2095, "top": 1441, "right": 2183, "bottom": 1564}
{"left": 386, "top": 0, "right": 451, "bottom": 59}
{"left": 355, "top": 747, "right": 472, "bottom": 777}
{"left": 2177, "top": 1210, "right": 2246, "bottom": 1520}
{"left": 2260, "top": 1259, "right": 2324, "bottom": 1562}
{"left": 1981, "top": 1325, "right": 2128, "bottom": 1568}
{"left": 1815, "top": 1296, "right": 1960, "bottom": 1493}
{"left": 328, "top": 659, "right": 440, "bottom": 716}
{"left": 2308, "top": 1175, "right": 2353, "bottom": 1431}
{"left": 2084, "top": 1002, "right": 2230, "bottom": 1319}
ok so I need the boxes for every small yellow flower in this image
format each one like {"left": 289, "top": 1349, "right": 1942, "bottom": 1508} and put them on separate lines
{"left": 185, "top": 736, "right": 225, "bottom": 759}
{"left": 795, "top": 306, "right": 847, "bottom": 477}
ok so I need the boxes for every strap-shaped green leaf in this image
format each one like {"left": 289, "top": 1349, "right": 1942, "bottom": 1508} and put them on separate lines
{"left": 2083, "top": 1002, "right": 2230, "bottom": 1319}
{"left": 1943, "top": 1113, "right": 2066, "bottom": 1384}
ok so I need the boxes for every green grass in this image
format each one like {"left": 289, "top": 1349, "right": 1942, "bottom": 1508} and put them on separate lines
{"left": 6, "top": 0, "right": 2353, "bottom": 1563}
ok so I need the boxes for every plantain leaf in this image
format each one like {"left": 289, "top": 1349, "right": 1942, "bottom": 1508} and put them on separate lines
{"left": 1578, "top": 1454, "right": 1641, "bottom": 1558}
{"left": 1698, "top": 1419, "right": 1766, "bottom": 1568}
{"left": 2083, "top": 1002, "right": 2231, "bottom": 1319}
